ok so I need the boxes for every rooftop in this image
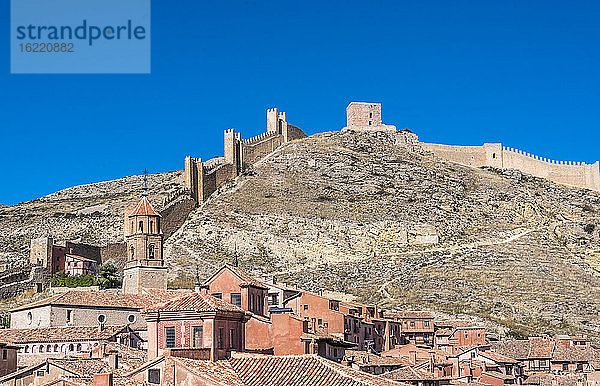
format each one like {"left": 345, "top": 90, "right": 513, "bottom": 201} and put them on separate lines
{"left": 144, "top": 290, "right": 245, "bottom": 313}
{"left": 128, "top": 196, "right": 159, "bottom": 217}
{"left": 0, "top": 325, "right": 128, "bottom": 344}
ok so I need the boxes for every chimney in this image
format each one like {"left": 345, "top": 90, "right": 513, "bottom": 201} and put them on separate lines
{"left": 108, "top": 353, "right": 118, "bottom": 369}
{"left": 92, "top": 373, "right": 113, "bottom": 386}
{"left": 196, "top": 284, "right": 209, "bottom": 294}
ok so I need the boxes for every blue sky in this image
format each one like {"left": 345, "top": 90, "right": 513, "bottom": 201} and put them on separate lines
{"left": 2, "top": 0, "right": 599, "bottom": 205}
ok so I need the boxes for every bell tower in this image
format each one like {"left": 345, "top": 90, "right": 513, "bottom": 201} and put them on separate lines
{"left": 122, "top": 173, "right": 167, "bottom": 294}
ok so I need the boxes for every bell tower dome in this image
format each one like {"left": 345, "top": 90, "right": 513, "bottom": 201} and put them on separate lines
{"left": 122, "top": 173, "right": 167, "bottom": 294}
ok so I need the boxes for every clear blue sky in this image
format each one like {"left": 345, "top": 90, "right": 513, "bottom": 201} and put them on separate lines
{"left": 2, "top": 0, "right": 599, "bottom": 205}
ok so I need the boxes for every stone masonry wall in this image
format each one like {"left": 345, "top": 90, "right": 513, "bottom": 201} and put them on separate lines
{"left": 421, "top": 142, "right": 600, "bottom": 191}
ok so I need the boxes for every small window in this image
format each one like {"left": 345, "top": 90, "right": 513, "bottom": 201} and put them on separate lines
{"left": 2, "top": 349, "right": 7, "bottom": 360}
{"left": 148, "top": 369, "right": 161, "bottom": 384}
{"left": 229, "top": 329, "right": 235, "bottom": 349}
{"left": 318, "top": 319, "right": 322, "bottom": 325}
{"left": 218, "top": 328, "right": 223, "bottom": 349}
{"left": 410, "top": 321, "right": 415, "bottom": 327}
{"left": 492, "top": 153, "right": 496, "bottom": 159}
{"left": 131, "top": 221, "right": 134, "bottom": 233}
{"left": 303, "top": 305, "right": 309, "bottom": 311}
{"left": 193, "top": 327, "right": 203, "bottom": 348}
{"left": 150, "top": 221, "right": 154, "bottom": 234}
{"left": 231, "top": 293, "right": 241, "bottom": 308}
{"left": 66, "top": 310, "right": 73, "bottom": 324}
{"left": 368, "top": 120, "right": 372, "bottom": 126}
{"left": 36, "top": 370, "right": 45, "bottom": 376}
{"left": 54, "top": 344, "right": 58, "bottom": 352}
{"left": 76, "top": 344, "right": 82, "bottom": 351}
{"left": 69, "top": 344, "right": 74, "bottom": 351}
{"left": 130, "top": 245, "right": 135, "bottom": 259}
{"left": 424, "top": 321, "right": 429, "bottom": 327}
{"left": 47, "top": 344, "right": 51, "bottom": 352}
{"left": 563, "top": 363, "right": 569, "bottom": 371}
{"left": 212, "top": 293, "right": 222, "bottom": 300}
{"left": 27, "top": 312, "right": 33, "bottom": 325}
{"left": 369, "top": 112, "right": 373, "bottom": 118}
{"left": 24, "top": 346, "right": 29, "bottom": 353}
{"left": 40, "top": 345, "right": 44, "bottom": 353}
{"left": 98, "top": 314, "right": 106, "bottom": 324}
{"left": 139, "top": 221, "right": 143, "bottom": 232}
{"left": 128, "top": 314, "right": 136, "bottom": 323}
{"left": 165, "top": 327, "right": 176, "bottom": 348}
{"left": 148, "top": 244, "right": 155, "bottom": 259}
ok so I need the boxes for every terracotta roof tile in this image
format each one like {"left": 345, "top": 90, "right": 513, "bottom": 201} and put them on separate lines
{"left": 0, "top": 325, "right": 127, "bottom": 344}
{"left": 229, "top": 354, "right": 400, "bottom": 385}
{"left": 528, "top": 338, "right": 555, "bottom": 358}
{"left": 144, "top": 291, "right": 244, "bottom": 313}
{"left": 12, "top": 290, "right": 186, "bottom": 312}
{"left": 173, "top": 357, "right": 244, "bottom": 386}
{"left": 345, "top": 350, "right": 413, "bottom": 367}
{"left": 381, "top": 366, "right": 440, "bottom": 381}
{"left": 479, "top": 350, "right": 518, "bottom": 364}
{"left": 490, "top": 340, "right": 529, "bottom": 360}
{"left": 128, "top": 197, "right": 159, "bottom": 217}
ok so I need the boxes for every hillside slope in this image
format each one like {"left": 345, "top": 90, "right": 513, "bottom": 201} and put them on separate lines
{"left": 165, "top": 130, "right": 600, "bottom": 339}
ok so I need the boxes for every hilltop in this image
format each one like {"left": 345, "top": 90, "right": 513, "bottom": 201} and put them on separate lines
{"left": 2, "top": 129, "right": 600, "bottom": 339}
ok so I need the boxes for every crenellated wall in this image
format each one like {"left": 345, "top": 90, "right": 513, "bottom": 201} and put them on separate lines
{"left": 184, "top": 108, "right": 307, "bottom": 203}
{"left": 422, "top": 142, "right": 600, "bottom": 191}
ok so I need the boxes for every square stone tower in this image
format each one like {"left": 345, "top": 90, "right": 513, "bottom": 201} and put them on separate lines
{"left": 345, "top": 102, "right": 395, "bottom": 131}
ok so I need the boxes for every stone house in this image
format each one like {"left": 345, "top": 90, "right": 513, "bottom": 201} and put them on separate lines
{"left": 448, "top": 346, "right": 523, "bottom": 384}
{"left": 143, "top": 288, "right": 249, "bottom": 361}
{"left": 435, "top": 326, "right": 487, "bottom": 355}
{"left": 9, "top": 290, "right": 168, "bottom": 331}
{"left": 344, "top": 349, "right": 412, "bottom": 375}
{"left": 29, "top": 237, "right": 101, "bottom": 276}
{"left": 64, "top": 254, "right": 98, "bottom": 276}
{"left": 0, "top": 342, "right": 18, "bottom": 377}
{"left": 393, "top": 311, "right": 434, "bottom": 346}
{"left": 0, "top": 325, "right": 141, "bottom": 368}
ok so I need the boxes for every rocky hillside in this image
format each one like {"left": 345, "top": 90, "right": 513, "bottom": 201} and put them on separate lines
{"left": 3, "top": 129, "right": 600, "bottom": 340}
{"left": 166, "top": 130, "right": 600, "bottom": 339}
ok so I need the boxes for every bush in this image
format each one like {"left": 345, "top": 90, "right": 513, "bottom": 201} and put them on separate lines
{"left": 51, "top": 271, "right": 97, "bottom": 288}
{"left": 98, "top": 263, "right": 121, "bottom": 289}
{"left": 584, "top": 224, "right": 596, "bottom": 234}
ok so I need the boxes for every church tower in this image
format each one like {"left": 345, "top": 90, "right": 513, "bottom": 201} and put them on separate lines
{"left": 122, "top": 175, "right": 167, "bottom": 294}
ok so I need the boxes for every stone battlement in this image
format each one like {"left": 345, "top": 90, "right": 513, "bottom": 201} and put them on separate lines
{"left": 421, "top": 142, "right": 600, "bottom": 191}
{"left": 185, "top": 108, "right": 308, "bottom": 203}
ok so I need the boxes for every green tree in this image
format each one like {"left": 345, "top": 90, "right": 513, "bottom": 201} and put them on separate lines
{"left": 98, "top": 263, "right": 120, "bottom": 289}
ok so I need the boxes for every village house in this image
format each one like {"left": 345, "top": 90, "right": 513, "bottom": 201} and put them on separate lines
{"left": 64, "top": 254, "right": 98, "bottom": 276}
{"left": 0, "top": 343, "right": 18, "bottom": 377}
{"left": 29, "top": 237, "right": 101, "bottom": 277}
{"left": 142, "top": 287, "right": 249, "bottom": 361}
{"left": 0, "top": 325, "right": 141, "bottom": 369}
{"left": 385, "top": 311, "right": 434, "bottom": 346}
{"left": 381, "top": 365, "right": 450, "bottom": 386}
{"left": 435, "top": 325, "right": 487, "bottom": 355}
{"left": 381, "top": 343, "right": 453, "bottom": 378}
{"left": 448, "top": 346, "right": 523, "bottom": 385}
{"left": 344, "top": 349, "right": 413, "bottom": 375}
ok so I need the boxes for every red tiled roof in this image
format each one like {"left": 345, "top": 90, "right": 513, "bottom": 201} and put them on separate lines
{"left": 228, "top": 354, "right": 400, "bottom": 385}
{"left": 344, "top": 350, "right": 412, "bottom": 367}
{"left": 528, "top": 337, "right": 555, "bottom": 358}
{"left": 127, "top": 196, "right": 159, "bottom": 217}
{"left": 0, "top": 325, "right": 127, "bottom": 344}
{"left": 11, "top": 291, "right": 165, "bottom": 312}
{"left": 400, "top": 311, "right": 433, "bottom": 319}
{"left": 173, "top": 357, "right": 244, "bottom": 386}
{"left": 205, "top": 264, "right": 268, "bottom": 289}
{"left": 479, "top": 350, "right": 518, "bottom": 364}
{"left": 381, "top": 366, "right": 440, "bottom": 381}
{"left": 66, "top": 254, "right": 97, "bottom": 263}
{"left": 144, "top": 291, "right": 244, "bottom": 313}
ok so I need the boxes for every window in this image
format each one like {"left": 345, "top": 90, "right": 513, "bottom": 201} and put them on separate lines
{"left": 27, "top": 312, "right": 32, "bottom": 325}
{"left": 303, "top": 305, "right": 309, "bottom": 311}
{"left": 47, "top": 344, "right": 51, "bottom": 352}
{"left": 250, "top": 294, "right": 254, "bottom": 310}
{"left": 2, "top": 349, "right": 6, "bottom": 360}
{"left": 563, "top": 363, "right": 569, "bottom": 371}
{"left": 410, "top": 321, "right": 415, "bottom": 327}
{"left": 40, "top": 345, "right": 44, "bottom": 353}
{"left": 76, "top": 344, "right": 82, "bottom": 351}
{"left": 128, "top": 314, "right": 136, "bottom": 323}
{"left": 98, "top": 314, "right": 106, "bottom": 324}
{"left": 493, "top": 153, "right": 496, "bottom": 159}
{"left": 139, "top": 221, "right": 143, "bottom": 232}
{"left": 69, "top": 344, "right": 74, "bottom": 351}
{"left": 218, "top": 328, "right": 223, "bottom": 349}
{"left": 368, "top": 120, "right": 372, "bottom": 126}
{"left": 24, "top": 346, "right": 29, "bottom": 353}
{"left": 54, "top": 344, "right": 58, "bottom": 352}
{"left": 577, "top": 363, "right": 583, "bottom": 371}
{"left": 268, "top": 293, "right": 279, "bottom": 306}
{"left": 212, "top": 293, "right": 222, "bottom": 300}
{"left": 148, "top": 369, "right": 160, "bottom": 384}
{"left": 193, "top": 327, "right": 203, "bottom": 348}
{"left": 424, "top": 321, "right": 429, "bottom": 327}
{"left": 229, "top": 329, "right": 235, "bottom": 349}
{"left": 165, "top": 327, "right": 176, "bottom": 348}
{"left": 150, "top": 221, "right": 154, "bottom": 234}
{"left": 329, "top": 300, "right": 339, "bottom": 311}
{"left": 369, "top": 112, "right": 373, "bottom": 118}
{"left": 130, "top": 245, "right": 135, "bottom": 259}
{"left": 157, "top": 218, "right": 160, "bottom": 233}
{"left": 231, "top": 293, "right": 241, "bottom": 308}
{"left": 66, "top": 310, "right": 73, "bottom": 324}
{"left": 131, "top": 221, "right": 134, "bottom": 233}
{"left": 318, "top": 319, "right": 322, "bottom": 325}
{"left": 148, "top": 244, "right": 155, "bottom": 259}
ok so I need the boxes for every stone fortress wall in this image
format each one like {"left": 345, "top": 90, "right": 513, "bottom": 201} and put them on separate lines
{"left": 421, "top": 142, "right": 600, "bottom": 191}
{"left": 185, "top": 108, "right": 308, "bottom": 203}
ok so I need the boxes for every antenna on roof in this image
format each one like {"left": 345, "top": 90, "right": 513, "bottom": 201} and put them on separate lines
{"left": 194, "top": 264, "right": 201, "bottom": 292}
{"left": 142, "top": 168, "right": 149, "bottom": 196}
{"left": 233, "top": 243, "right": 239, "bottom": 267}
